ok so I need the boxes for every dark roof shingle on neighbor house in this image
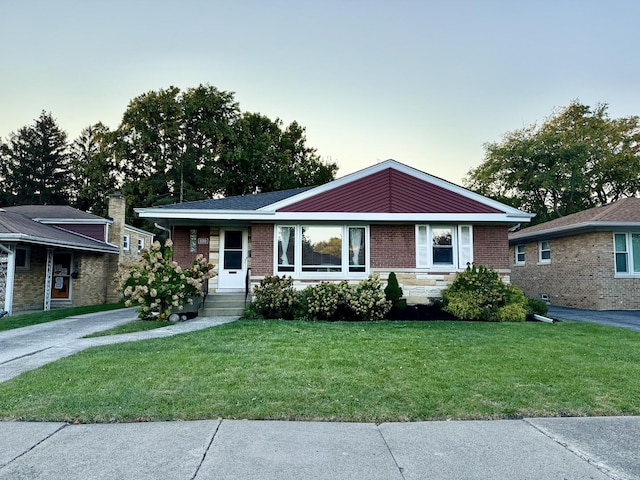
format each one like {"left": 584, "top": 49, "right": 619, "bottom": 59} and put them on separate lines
{"left": 0, "top": 209, "right": 118, "bottom": 253}
{"left": 509, "top": 197, "right": 640, "bottom": 244}
{"left": 3, "top": 205, "right": 106, "bottom": 221}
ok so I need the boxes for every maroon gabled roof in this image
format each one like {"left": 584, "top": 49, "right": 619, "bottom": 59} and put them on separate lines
{"left": 277, "top": 168, "right": 503, "bottom": 214}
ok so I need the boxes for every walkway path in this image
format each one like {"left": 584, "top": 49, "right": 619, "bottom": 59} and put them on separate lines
{"left": 0, "top": 308, "right": 238, "bottom": 382}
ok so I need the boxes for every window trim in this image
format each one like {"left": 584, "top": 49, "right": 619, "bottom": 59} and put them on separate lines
{"left": 123, "top": 234, "right": 130, "bottom": 252}
{"left": 274, "top": 225, "right": 370, "bottom": 278}
{"left": 515, "top": 244, "right": 525, "bottom": 266}
{"left": 416, "top": 224, "right": 473, "bottom": 270}
{"left": 614, "top": 232, "right": 640, "bottom": 277}
{"left": 137, "top": 237, "right": 145, "bottom": 253}
{"left": 538, "top": 240, "right": 551, "bottom": 264}
{"left": 15, "top": 246, "right": 31, "bottom": 271}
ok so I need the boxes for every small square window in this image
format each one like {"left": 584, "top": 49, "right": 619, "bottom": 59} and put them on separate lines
{"left": 515, "top": 245, "right": 525, "bottom": 265}
{"left": 15, "top": 246, "right": 30, "bottom": 271}
{"left": 538, "top": 241, "right": 551, "bottom": 263}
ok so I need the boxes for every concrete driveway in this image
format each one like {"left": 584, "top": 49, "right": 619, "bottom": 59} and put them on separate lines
{"left": 547, "top": 305, "right": 640, "bottom": 331}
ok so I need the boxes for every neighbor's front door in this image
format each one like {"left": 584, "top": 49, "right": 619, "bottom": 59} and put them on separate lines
{"left": 51, "top": 252, "right": 72, "bottom": 300}
{"left": 217, "top": 229, "right": 248, "bottom": 291}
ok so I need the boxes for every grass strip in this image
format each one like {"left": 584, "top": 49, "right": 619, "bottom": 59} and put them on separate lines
{"left": 0, "top": 303, "right": 126, "bottom": 332}
{"left": 83, "top": 320, "right": 172, "bottom": 338}
{"left": 0, "top": 319, "right": 637, "bottom": 423}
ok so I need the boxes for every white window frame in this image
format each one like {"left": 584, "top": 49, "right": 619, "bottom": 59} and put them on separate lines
{"left": 137, "top": 237, "right": 145, "bottom": 253}
{"left": 415, "top": 225, "right": 473, "bottom": 270}
{"left": 273, "top": 225, "right": 370, "bottom": 278}
{"left": 515, "top": 245, "right": 525, "bottom": 266}
{"left": 123, "top": 234, "right": 130, "bottom": 252}
{"left": 15, "top": 246, "right": 31, "bottom": 271}
{"left": 538, "top": 240, "right": 551, "bottom": 264}
{"left": 614, "top": 232, "right": 640, "bottom": 276}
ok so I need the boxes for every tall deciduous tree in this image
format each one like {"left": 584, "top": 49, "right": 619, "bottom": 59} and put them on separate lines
{"left": 69, "top": 123, "right": 117, "bottom": 216}
{"left": 219, "top": 113, "right": 337, "bottom": 196}
{"left": 465, "top": 101, "right": 640, "bottom": 224}
{"left": 0, "top": 111, "right": 70, "bottom": 205}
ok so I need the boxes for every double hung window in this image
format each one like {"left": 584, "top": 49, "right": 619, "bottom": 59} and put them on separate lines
{"left": 276, "top": 225, "right": 368, "bottom": 276}
{"left": 515, "top": 245, "right": 525, "bottom": 265}
{"left": 416, "top": 225, "right": 472, "bottom": 269}
{"left": 614, "top": 233, "right": 640, "bottom": 275}
{"left": 538, "top": 241, "right": 551, "bottom": 263}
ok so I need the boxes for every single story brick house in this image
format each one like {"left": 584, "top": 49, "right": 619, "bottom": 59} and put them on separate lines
{"left": 0, "top": 194, "right": 153, "bottom": 314}
{"left": 136, "top": 160, "right": 532, "bottom": 305}
{"left": 509, "top": 197, "right": 640, "bottom": 310}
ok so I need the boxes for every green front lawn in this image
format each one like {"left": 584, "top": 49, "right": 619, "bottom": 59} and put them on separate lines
{"left": 0, "top": 319, "right": 637, "bottom": 423}
{"left": 0, "top": 303, "right": 126, "bottom": 332}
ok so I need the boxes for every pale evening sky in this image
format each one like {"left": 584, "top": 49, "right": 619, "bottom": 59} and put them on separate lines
{"left": 1, "top": 0, "right": 639, "bottom": 185}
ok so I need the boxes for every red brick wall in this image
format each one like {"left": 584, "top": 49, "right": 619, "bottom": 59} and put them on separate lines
{"left": 250, "top": 224, "right": 273, "bottom": 276}
{"left": 172, "top": 226, "right": 210, "bottom": 268}
{"left": 473, "top": 225, "right": 509, "bottom": 269}
{"left": 370, "top": 225, "right": 415, "bottom": 268}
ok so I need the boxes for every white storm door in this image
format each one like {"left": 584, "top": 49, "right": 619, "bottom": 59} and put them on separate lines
{"left": 218, "top": 229, "right": 248, "bottom": 291}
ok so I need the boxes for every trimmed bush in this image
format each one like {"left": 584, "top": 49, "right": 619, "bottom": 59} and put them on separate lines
{"left": 384, "top": 272, "right": 405, "bottom": 308}
{"left": 442, "top": 264, "right": 528, "bottom": 322}
{"left": 252, "top": 275, "right": 299, "bottom": 319}
{"left": 527, "top": 298, "right": 549, "bottom": 316}
{"left": 305, "top": 275, "right": 391, "bottom": 321}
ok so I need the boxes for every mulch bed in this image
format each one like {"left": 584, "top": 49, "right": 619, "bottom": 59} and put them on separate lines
{"left": 387, "top": 304, "right": 458, "bottom": 321}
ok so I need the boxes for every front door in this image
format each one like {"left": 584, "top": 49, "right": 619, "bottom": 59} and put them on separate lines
{"left": 218, "top": 229, "right": 248, "bottom": 291}
{"left": 51, "top": 252, "right": 72, "bottom": 300}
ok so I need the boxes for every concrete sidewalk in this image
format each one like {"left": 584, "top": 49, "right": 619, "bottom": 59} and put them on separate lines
{"left": 0, "top": 308, "right": 238, "bottom": 382}
{"left": 0, "top": 416, "right": 638, "bottom": 479}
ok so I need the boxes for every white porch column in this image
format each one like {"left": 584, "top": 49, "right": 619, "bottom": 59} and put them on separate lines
{"left": 44, "top": 248, "right": 54, "bottom": 311}
{"left": 0, "top": 244, "right": 15, "bottom": 315}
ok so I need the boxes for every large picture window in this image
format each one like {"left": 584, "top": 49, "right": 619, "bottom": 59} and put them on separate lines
{"left": 275, "top": 225, "right": 368, "bottom": 276}
{"left": 614, "top": 233, "right": 640, "bottom": 275}
{"left": 416, "top": 225, "right": 472, "bottom": 269}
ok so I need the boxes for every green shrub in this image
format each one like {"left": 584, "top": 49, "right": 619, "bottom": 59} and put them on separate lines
{"left": 305, "top": 275, "right": 391, "bottom": 321}
{"left": 351, "top": 275, "right": 392, "bottom": 321}
{"left": 442, "top": 264, "right": 528, "bottom": 322}
{"left": 527, "top": 298, "right": 549, "bottom": 316}
{"left": 252, "top": 275, "right": 299, "bottom": 319}
{"left": 305, "top": 281, "right": 352, "bottom": 321}
{"left": 384, "top": 272, "right": 404, "bottom": 308}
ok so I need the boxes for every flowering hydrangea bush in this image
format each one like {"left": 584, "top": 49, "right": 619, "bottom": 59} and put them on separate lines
{"left": 252, "top": 275, "right": 299, "bottom": 319}
{"left": 304, "top": 275, "right": 391, "bottom": 321}
{"left": 115, "top": 238, "right": 215, "bottom": 321}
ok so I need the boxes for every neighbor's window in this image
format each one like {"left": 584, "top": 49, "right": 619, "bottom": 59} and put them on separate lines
{"left": 416, "top": 225, "right": 472, "bottom": 269}
{"left": 275, "top": 225, "right": 368, "bottom": 276}
{"left": 538, "top": 240, "right": 551, "bottom": 263}
{"left": 137, "top": 238, "right": 145, "bottom": 253}
{"left": 515, "top": 245, "right": 525, "bottom": 265}
{"left": 123, "top": 234, "right": 130, "bottom": 252}
{"left": 15, "top": 246, "right": 30, "bottom": 271}
{"left": 614, "top": 233, "right": 640, "bottom": 275}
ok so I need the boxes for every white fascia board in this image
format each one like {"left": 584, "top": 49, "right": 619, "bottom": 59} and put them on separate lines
{"left": 136, "top": 209, "right": 276, "bottom": 220}
{"left": 510, "top": 221, "right": 640, "bottom": 243}
{"left": 269, "top": 212, "right": 531, "bottom": 223}
{"left": 137, "top": 210, "right": 529, "bottom": 224}
{"left": 36, "top": 218, "right": 111, "bottom": 225}
{"left": 124, "top": 224, "right": 154, "bottom": 236}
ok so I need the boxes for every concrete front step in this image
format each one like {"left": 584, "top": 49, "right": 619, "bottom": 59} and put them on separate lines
{"left": 201, "top": 293, "right": 250, "bottom": 317}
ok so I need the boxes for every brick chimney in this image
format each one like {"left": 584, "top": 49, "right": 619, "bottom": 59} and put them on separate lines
{"left": 108, "top": 192, "right": 126, "bottom": 250}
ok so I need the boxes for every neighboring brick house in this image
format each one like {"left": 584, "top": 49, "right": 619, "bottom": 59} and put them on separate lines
{"left": 0, "top": 194, "right": 153, "bottom": 314}
{"left": 509, "top": 197, "right": 640, "bottom": 310}
{"left": 137, "top": 160, "right": 533, "bottom": 304}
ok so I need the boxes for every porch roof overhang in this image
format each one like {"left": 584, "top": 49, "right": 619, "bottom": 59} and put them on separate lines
{"left": 0, "top": 233, "right": 119, "bottom": 254}
{"left": 508, "top": 221, "right": 640, "bottom": 245}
